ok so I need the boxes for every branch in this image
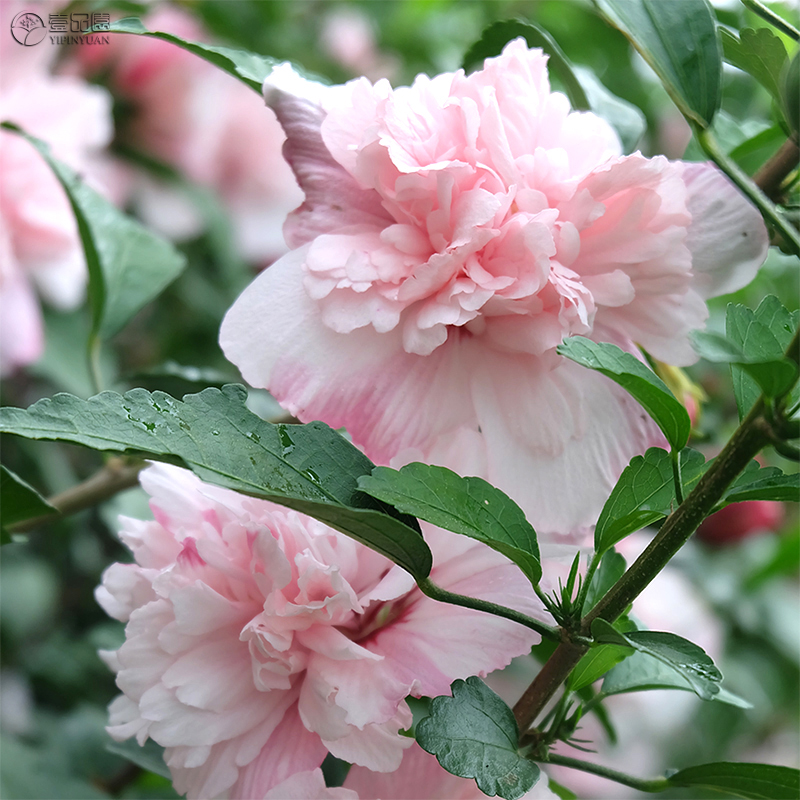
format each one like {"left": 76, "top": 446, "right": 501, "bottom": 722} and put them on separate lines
{"left": 9, "top": 458, "right": 144, "bottom": 533}
{"left": 418, "top": 577, "right": 562, "bottom": 643}
{"left": 541, "top": 753, "right": 670, "bottom": 793}
{"left": 753, "top": 138, "right": 799, "bottom": 201}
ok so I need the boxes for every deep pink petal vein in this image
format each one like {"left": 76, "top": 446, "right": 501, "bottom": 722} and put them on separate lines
{"left": 220, "top": 39, "right": 768, "bottom": 542}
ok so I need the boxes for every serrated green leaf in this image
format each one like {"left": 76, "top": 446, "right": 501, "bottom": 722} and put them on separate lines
{"left": 727, "top": 298, "right": 800, "bottom": 414}
{"left": 721, "top": 459, "right": 799, "bottom": 505}
{"left": 601, "top": 650, "right": 751, "bottom": 708}
{"left": 721, "top": 27, "right": 788, "bottom": 108}
{"left": 594, "top": 447, "right": 707, "bottom": 554}
{"left": 582, "top": 550, "right": 627, "bottom": 613}
{"left": 359, "top": 463, "right": 541, "bottom": 586}
{"left": 557, "top": 338, "right": 691, "bottom": 451}
{"left": 462, "top": 19, "right": 590, "bottom": 110}
{"left": 593, "top": 0, "right": 722, "bottom": 126}
{"left": 691, "top": 328, "right": 798, "bottom": 399}
{"left": 1, "top": 466, "right": 56, "bottom": 537}
{"left": 0, "top": 386, "right": 431, "bottom": 580}
{"left": 416, "top": 677, "right": 540, "bottom": 800}
{"left": 667, "top": 762, "right": 799, "bottom": 799}
{"left": 95, "top": 17, "right": 275, "bottom": 93}
{"left": 1, "top": 124, "right": 185, "bottom": 342}
{"left": 592, "top": 619, "right": 721, "bottom": 700}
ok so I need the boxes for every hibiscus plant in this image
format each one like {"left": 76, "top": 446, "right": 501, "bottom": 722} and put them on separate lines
{"left": 1, "top": 0, "right": 798, "bottom": 799}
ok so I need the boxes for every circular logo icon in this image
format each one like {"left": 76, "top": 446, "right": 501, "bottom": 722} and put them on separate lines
{"left": 10, "top": 11, "right": 46, "bottom": 46}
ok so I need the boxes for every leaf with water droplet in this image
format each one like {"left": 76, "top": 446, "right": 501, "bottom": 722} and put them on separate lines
{"left": 0, "top": 385, "right": 432, "bottom": 580}
{"left": 592, "top": 619, "right": 721, "bottom": 700}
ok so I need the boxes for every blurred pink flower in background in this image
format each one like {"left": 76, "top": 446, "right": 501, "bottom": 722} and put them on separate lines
{"left": 0, "top": 1, "right": 114, "bottom": 375}
{"left": 320, "top": 7, "right": 398, "bottom": 82}
{"left": 76, "top": 4, "right": 302, "bottom": 264}
{"left": 697, "top": 499, "right": 785, "bottom": 546}
{"left": 97, "top": 464, "right": 541, "bottom": 799}
{"left": 220, "top": 39, "right": 769, "bottom": 549}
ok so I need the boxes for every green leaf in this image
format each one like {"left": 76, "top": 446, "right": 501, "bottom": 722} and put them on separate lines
{"left": 782, "top": 50, "right": 800, "bottom": 137}
{"left": 568, "top": 644, "right": 632, "bottom": 692}
{"left": 1, "top": 124, "right": 185, "bottom": 342}
{"left": 582, "top": 550, "right": 626, "bottom": 613}
{"left": 721, "top": 459, "right": 799, "bottom": 505}
{"left": 601, "top": 650, "right": 751, "bottom": 708}
{"left": 720, "top": 27, "right": 788, "bottom": 108}
{"left": 592, "top": 619, "right": 721, "bottom": 700}
{"left": 667, "top": 762, "right": 800, "bottom": 799}
{"left": 556, "top": 337, "right": 691, "bottom": 451}
{"left": 546, "top": 779, "right": 577, "bottom": 800}
{"left": 572, "top": 66, "right": 646, "bottom": 152}
{"left": 359, "top": 463, "right": 541, "bottom": 586}
{"left": 463, "top": 19, "right": 590, "bottom": 110}
{"left": 96, "top": 17, "right": 275, "bottom": 93}
{"left": 593, "top": 0, "right": 722, "bottom": 126}
{"left": 0, "top": 386, "right": 432, "bottom": 581}
{"left": 105, "top": 739, "right": 170, "bottom": 780}
{"left": 416, "top": 677, "right": 540, "bottom": 800}
{"left": 1, "top": 466, "right": 56, "bottom": 537}
{"left": 727, "top": 298, "right": 800, "bottom": 415}
{"left": 691, "top": 328, "right": 798, "bottom": 399}
{"left": 594, "top": 447, "right": 707, "bottom": 554}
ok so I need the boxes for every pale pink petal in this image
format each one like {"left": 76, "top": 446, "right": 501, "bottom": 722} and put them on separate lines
{"left": 230, "top": 706, "right": 329, "bottom": 799}
{"left": 264, "top": 67, "right": 393, "bottom": 248}
{"left": 468, "top": 348, "right": 665, "bottom": 543}
{"left": 679, "top": 161, "right": 770, "bottom": 298}
{"left": 264, "top": 768, "right": 359, "bottom": 800}
{"left": 345, "top": 743, "right": 561, "bottom": 799}
{"left": 220, "top": 248, "right": 476, "bottom": 465}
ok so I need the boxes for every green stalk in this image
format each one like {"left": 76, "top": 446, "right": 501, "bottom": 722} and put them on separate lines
{"left": 541, "top": 753, "right": 670, "bottom": 793}
{"left": 417, "top": 578, "right": 561, "bottom": 643}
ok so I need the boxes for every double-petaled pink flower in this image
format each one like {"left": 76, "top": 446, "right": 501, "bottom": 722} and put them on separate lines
{"left": 220, "top": 39, "right": 768, "bottom": 545}
{"left": 97, "top": 464, "right": 541, "bottom": 799}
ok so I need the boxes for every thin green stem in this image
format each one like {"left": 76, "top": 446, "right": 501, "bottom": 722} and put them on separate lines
{"left": 697, "top": 129, "right": 800, "bottom": 257}
{"left": 88, "top": 334, "right": 104, "bottom": 395}
{"left": 417, "top": 578, "right": 561, "bottom": 642}
{"left": 741, "top": 0, "right": 800, "bottom": 40}
{"left": 575, "top": 551, "right": 601, "bottom": 615}
{"left": 541, "top": 753, "right": 670, "bottom": 793}
{"left": 671, "top": 449, "right": 685, "bottom": 505}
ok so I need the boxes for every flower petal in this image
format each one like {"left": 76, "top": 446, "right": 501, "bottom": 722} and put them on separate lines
{"left": 679, "top": 161, "right": 769, "bottom": 299}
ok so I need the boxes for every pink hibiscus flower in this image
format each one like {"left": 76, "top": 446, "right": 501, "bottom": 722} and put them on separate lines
{"left": 219, "top": 39, "right": 768, "bottom": 545}
{"left": 0, "top": 1, "right": 114, "bottom": 375}
{"left": 344, "top": 743, "right": 559, "bottom": 799}
{"left": 97, "top": 463, "right": 541, "bottom": 799}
